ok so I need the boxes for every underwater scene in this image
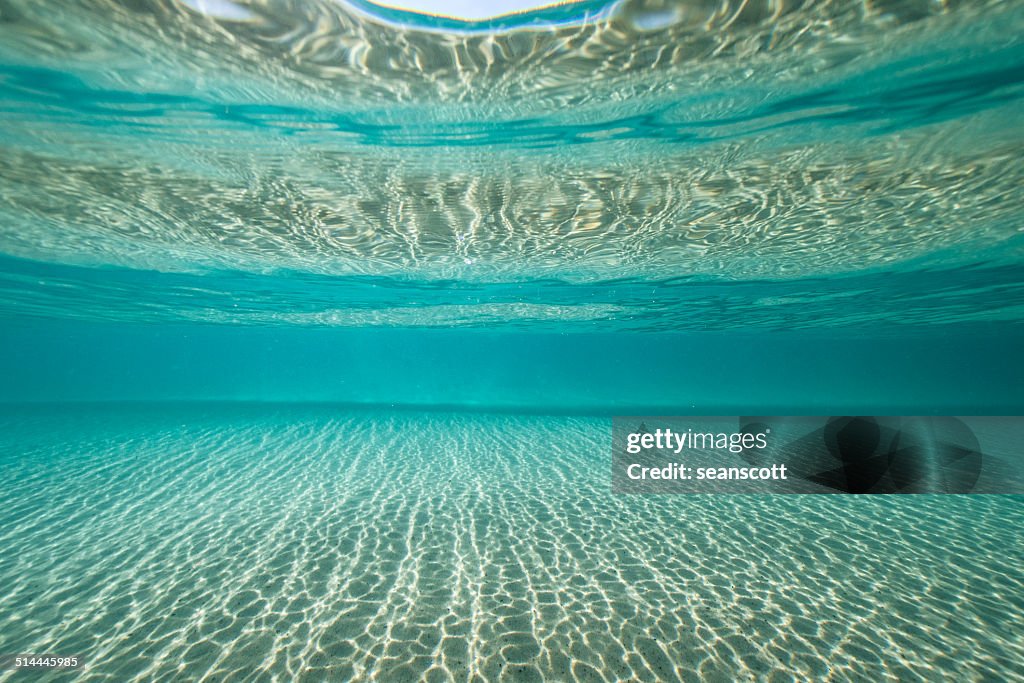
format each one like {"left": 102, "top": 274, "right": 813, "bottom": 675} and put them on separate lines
{"left": 1, "top": 0, "right": 1023, "bottom": 680}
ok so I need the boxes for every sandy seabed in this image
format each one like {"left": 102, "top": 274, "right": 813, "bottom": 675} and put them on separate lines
{"left": 0, "top": 405, "right": 1021, "bottom": 682}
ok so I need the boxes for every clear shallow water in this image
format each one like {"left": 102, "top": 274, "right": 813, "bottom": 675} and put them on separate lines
{"left": 1, "top": 1, "right": 1024, "bottom": 681}
{"left": 1, "top": 405, "right": 1022, "bottom": 682}
{"left": 0, "top": 0, "right": 1023, "bottom": 331}
{"left": 4, "top": 322, "right": 1024, "bottom": 412}
{"left": 1, "top": 0, "right": 1022, "bottom": 410}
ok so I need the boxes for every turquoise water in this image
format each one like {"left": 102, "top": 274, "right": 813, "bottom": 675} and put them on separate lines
{"left": 1, "top": 0, "right": 1023, "bottom": 680}
{"left": 0, "top": 0, "right": 1023, "bottom": 410}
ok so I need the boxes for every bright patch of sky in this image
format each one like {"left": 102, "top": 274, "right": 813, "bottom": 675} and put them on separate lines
{"left": 179, "top": 0, "right": 591, "bottom": 23}
{"left": 361, "top": 0, "right": 585, "bottom": 21}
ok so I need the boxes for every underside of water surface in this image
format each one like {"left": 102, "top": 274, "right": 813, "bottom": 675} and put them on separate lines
{"left": 0, "top": 0, "right": 1023, "bottom": 681}
{"left": 1, "top": 0, "right": 1022, "bottom": 320}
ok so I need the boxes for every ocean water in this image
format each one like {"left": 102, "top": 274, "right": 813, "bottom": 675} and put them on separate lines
{"left": 1, "top": 0, "right": 1023, "bottom": 680}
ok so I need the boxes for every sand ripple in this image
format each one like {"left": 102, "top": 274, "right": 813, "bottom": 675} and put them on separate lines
{"left": 0, "top": 405, "right": 1021, "bottom": 681}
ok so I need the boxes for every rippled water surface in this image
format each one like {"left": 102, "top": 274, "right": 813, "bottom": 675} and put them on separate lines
{"left": 1, "top": 0, "right": 1022, "bottom": 329}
